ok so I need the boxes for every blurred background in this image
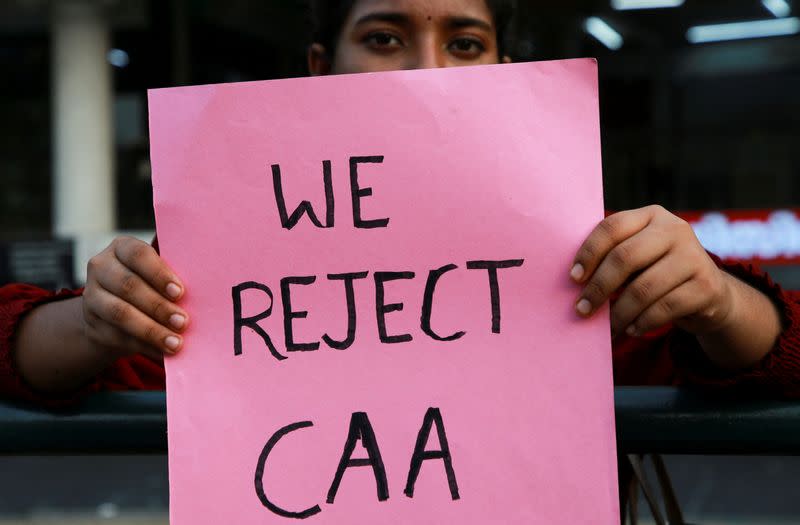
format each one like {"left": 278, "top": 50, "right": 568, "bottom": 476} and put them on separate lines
{"left": 0, "top": 0, "right": 799, "bottom": 523}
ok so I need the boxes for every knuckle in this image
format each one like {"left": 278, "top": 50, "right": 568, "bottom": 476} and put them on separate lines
{"left": 647, "top": 204, "right": 667, "bottom": 215}
{"left": 672, "top": 217, "right": 693, "bottom": 236}
{"left": 657, "top": 297, "right": 676, "bottom": 318}
{"left": 698, "top": 272, "right": 723, "bottom": 300}
{"left": 110, "top": 236, "right": 130, "bottom": 253}
{"left": 116, "top": 237, "right": 148, "bottom": 263}
{"left": 597, "top": 217, "right": 619, "bottom": 241}
{"left": 115, "top": 235, "right": 135, "bottom": 246}
{"left": 607, "top": 244, "right": 633, "bottom": 272}
{"left": 674, "top": 215, "right": 691, "bottom": 229}
{"left": 142, "top": 323, "right": 161, "bottom": 344}
{"left": 128, "top": 243, "right": 149, "bottom": 263}
{"left": 681, "top": 223, "right": 698, "bottom": 242}
{"left": 152, "top": 267, "right": 171, "bottom": 287}
{"left": 120, "top": 272, "right": 138, "bottom": 295}
{"left": 151, "top": 299, "right": 169, "bottom": 320}
{"left": 86, "top": 255, "right": 102, "bottom": 274}
{"left": 584, "top": 279, "right": 607, "bottom": 301}
{"left": 577, "top": 241, "right": 600, "bottom": 262}
{"left": 109, "top": 302, "right": 130, "bottom": 324}
{"left": 629, "top": 279, "right": 652, "bottom": 305}
{"left": 694, "top": 271, "right": 712, "bottom": 291}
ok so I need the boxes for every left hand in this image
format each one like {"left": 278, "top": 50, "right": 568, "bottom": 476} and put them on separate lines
{"left": 571, "top": 205, "right": 734, "bottom": 338}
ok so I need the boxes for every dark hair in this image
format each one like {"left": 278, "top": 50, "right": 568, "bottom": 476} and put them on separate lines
{"left": 309, "top": 0, "right": 516, "bottom": 59}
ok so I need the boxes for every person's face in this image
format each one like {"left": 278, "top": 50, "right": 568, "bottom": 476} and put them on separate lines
{"left": 309, "top": 0, "right": 508, "bottom": 75}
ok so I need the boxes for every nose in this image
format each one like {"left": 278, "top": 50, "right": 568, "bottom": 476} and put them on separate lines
{"left": 407, "top": 34, "right": 446, "bottom": 70}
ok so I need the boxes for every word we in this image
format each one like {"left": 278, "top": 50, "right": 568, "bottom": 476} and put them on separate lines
{"left": 272, "top": 156, "right": 388, "bottom": 230}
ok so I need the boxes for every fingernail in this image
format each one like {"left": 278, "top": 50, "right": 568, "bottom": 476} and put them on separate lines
{"left": 626, "top": 325, "right": 638, "bottom": 337}
{"left": 570, "top": 263, "right": 585, "bottom": 282}
{"left": 165, "top": 335, "right": 181, "bottom": 352}
{"left": 576, "top": 298, "right": 592, "bottom": 316}
{"left": 166, "top": 282, "right": 182, "bottom": 299}
{"left": 169, "top": 313, "right": 186, "bottom": 330}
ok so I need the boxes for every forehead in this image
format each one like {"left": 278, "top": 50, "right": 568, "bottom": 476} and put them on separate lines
{"left": 346, "top": 0, "right": 493, "bottom": 22}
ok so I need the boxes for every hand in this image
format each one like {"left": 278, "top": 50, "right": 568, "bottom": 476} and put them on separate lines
{"left": 570, "top": 205, "right": 734, "bottom": 338}
{"left": 82, "top": 236, "right": 188, "bottom": 360}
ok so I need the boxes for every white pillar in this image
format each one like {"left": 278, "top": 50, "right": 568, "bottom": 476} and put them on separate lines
{"left": 52, "top": 0, "right": 115, "bottom": 238}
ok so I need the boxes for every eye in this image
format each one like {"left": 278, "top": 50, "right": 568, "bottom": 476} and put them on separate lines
{"left": 363, "top": 31, "right": 404, "bottom": 51}
{"left": 448, "top": 37, "right": 486, "bottom": 59}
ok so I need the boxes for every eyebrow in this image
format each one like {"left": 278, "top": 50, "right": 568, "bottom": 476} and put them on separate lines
{"left": 447, "top": 16, "right": 494, "bottom": 33}
{"left": 353, "top": 12, "right": 412, "bottom": 27}
{"left": 353, "top": 12, "right": 494, "bottom": 33}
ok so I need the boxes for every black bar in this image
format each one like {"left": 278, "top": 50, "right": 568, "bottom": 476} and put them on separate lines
{"left": 615, "top": 387, "right": 800, "bottom": 455}
{"left": 0, "top": 392, "right": 166, "bottom": 455}
{"left": 2, "top": 388, "right": 800, "bottom": 455}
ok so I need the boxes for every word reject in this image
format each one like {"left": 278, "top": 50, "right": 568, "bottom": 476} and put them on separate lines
{"left": 232, "top": 156, "right": 525, "bottom": 361}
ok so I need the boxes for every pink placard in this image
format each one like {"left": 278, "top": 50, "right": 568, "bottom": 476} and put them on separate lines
{"left": 149, "top": 59, "right": 618, "bottom": 524}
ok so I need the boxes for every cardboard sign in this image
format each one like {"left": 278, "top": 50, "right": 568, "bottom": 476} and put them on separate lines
{"left": 149, "top": 59, "right": 618, "bottom": 524}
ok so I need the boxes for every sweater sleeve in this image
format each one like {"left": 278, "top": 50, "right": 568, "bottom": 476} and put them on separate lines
{"left": 0, "top": 283, "right": 89, "bottom": 405}
{"left": 668, "top": 258, "right": 800, "bottom": 398}
{"left": 0, "top": 283, "right": 165, "bottom": 407}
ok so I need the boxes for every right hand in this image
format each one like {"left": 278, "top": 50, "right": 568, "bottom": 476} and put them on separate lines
{"left": 82, "top": 236, "right": 188, "bottom": 360}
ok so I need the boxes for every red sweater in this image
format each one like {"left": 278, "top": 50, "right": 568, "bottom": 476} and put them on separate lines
{"left": 2, "top": 258, "right": 800, "bottom": 405}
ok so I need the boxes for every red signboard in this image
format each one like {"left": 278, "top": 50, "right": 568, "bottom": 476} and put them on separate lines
{"left": 677, "top": 209, "right": 800, "bottom": 265}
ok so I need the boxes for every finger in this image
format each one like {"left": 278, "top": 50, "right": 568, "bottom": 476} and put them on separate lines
{"left": 571, "top": 206, "right": 659, "bottom": 284}
{"left": 86, "top": 285, "right": 183, "bottom": 354}
{"left": 94, "top": 258, "right": 189, "bottom": 333}
{"left": 113, "top": 237, "right": 184, "bottom": 300}
{"left": 609, "top": 252, "right": 695, "bottom": 336}
{"left": 625, "top": 280, "right": 708, "bottom": 337}
{"left": 576, "top": 227, "right": 673, "bottom": 318}
{"left": 86, "top": 318, "right": 167, "bottom": 361}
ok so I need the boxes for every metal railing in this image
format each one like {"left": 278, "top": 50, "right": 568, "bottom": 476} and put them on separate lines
{"left": 2, "top": 387, "right": 800, "bottom": 455}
